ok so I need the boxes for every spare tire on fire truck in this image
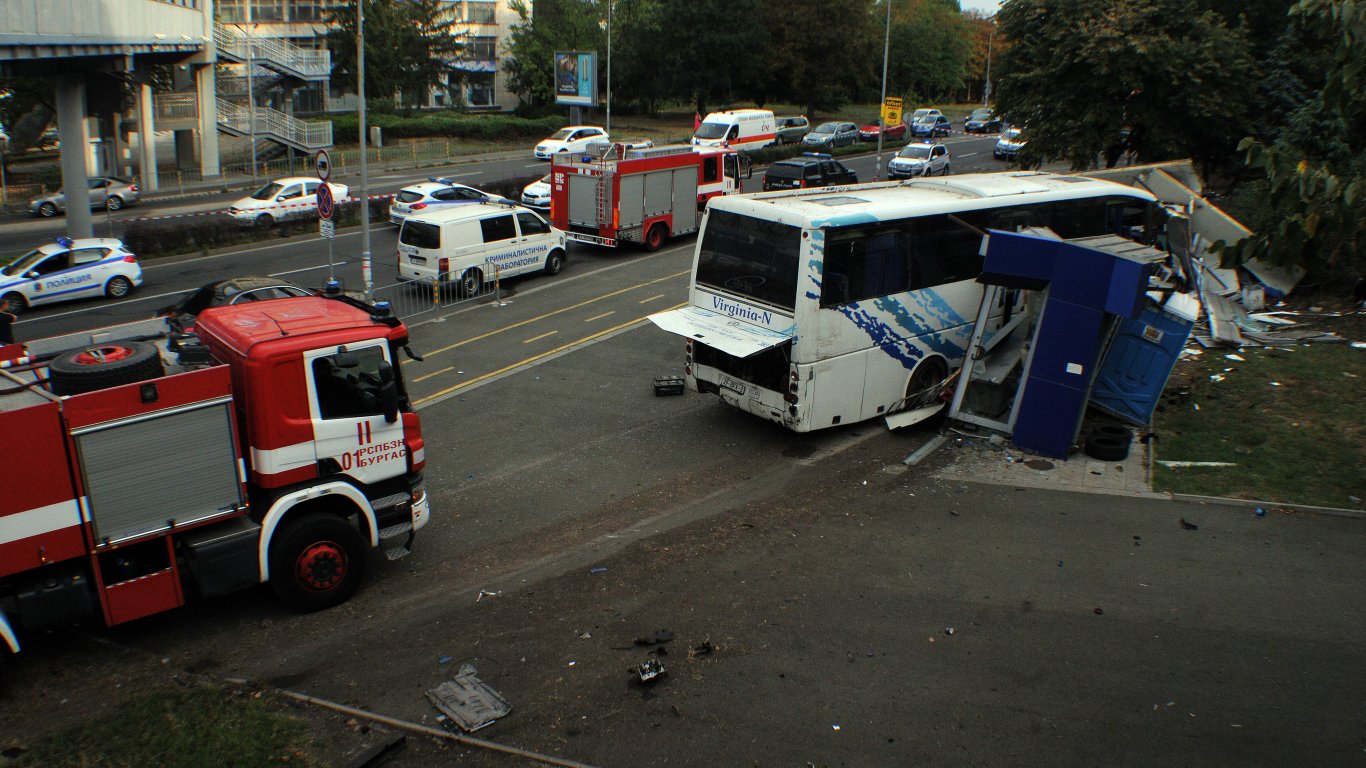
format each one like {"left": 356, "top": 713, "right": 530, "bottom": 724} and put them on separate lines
{"left": 48, "top": 341, "right": 165, "bottom": 396}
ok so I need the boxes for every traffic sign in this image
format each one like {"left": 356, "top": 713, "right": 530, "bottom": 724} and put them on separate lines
{"left": 882, "top": 97, "right": 903, "bottom": 128}
{"left": 320, "top": 219, "right": 335, "bottom": 239}
{"left": 316, "top": 183, "right": 334, "bottom": 220}
{"left": 315, "top": 149, "right": 331, "bottom": 182}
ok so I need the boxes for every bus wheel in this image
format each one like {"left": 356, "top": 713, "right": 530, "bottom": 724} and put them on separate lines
{"left": 270, "top": 513, "right": 367, "bottom": 612}
{"left": 903, "top": 357, "right": 949, "bottom": 414}
{"left": 644, "top": 223, "right": 667, "bottom": 252}
{"left": 458, "top": 268, "right": 485, "bottom": 297}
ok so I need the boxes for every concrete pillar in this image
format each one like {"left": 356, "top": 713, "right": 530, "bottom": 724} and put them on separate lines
{"left": 137, "top": 82, "right": 159, "bottom": 192}
{"left": 195, "top": 64, "right": 221, "bottom": 178}
{"left": 174, "top": 130, "right": 196, "bottom": 169}
{"left": 55, "top": 76, "right": 93, "bottom": 240}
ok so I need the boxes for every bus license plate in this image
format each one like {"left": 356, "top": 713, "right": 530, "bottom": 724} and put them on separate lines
{"left": 720, "top": 376, "right": 749, "bottom": 397}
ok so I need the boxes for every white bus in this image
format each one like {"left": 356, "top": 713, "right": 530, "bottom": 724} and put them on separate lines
{"left": 649, "top": 172, "right": 1160, "bottom": 432}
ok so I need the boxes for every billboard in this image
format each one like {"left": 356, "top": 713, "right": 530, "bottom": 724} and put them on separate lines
{"left": 554, "top": 51, "right": 597, "bottom": 107}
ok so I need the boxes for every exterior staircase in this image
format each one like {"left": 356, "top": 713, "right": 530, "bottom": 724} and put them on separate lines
{"left": 212, "top": 22, "right": 330, "bottom": 82}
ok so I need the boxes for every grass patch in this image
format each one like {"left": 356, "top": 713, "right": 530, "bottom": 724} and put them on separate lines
{"left": 1152, "top": 341, "right": 1366, "bottom": 509}
{"left": 5, "top": 684, "right": 312, "bottom": 767}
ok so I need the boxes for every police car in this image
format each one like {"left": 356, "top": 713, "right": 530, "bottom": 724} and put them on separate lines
{"left": 887, "top": 141, "right": 952, "bottom": 179}
{"left": 388, "top": 178, "right": 508, "bottom": 225}
{"left": 520, "top": 175, "right": 551, "bottom": 211}
{"left": 0, "top": 237, "right": 143, "bottom": 314}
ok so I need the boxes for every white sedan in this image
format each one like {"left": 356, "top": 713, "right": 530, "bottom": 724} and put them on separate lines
{"left": 228, "top": 177, "right": 350, "bottom": 227}
{"left": 0, "top": 237, "right": 143, "bottom": 314}
{"left": 388, "top": 178, "right": 508, "bottom": 225}
{"left": 533, "top": 126, "right": 609, "bottom": 160}
{"left": 520, "top": 174, "right": 551, "bottom": 211}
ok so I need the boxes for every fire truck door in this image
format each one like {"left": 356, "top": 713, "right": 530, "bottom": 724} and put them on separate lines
{"left": 672, "top": 170, "right": 697, "bottom": 232}
{"left": 305, "top": 344, "right": 408, "bottom": 485}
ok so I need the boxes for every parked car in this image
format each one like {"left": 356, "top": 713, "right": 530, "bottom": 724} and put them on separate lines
{"left": 762, "top": 153, "right": 858, "bottom": 190}
{"left": 858, "top": 118, "right": 908, "bottom": 142}
{"left": 228, "top": 177, "right": 350, "bottom": 227}
{"left": 909, "top": 108, "right": 943, "bottom": 122}
{"left": 774, "top": 116, "right": 812, "bottom": 145}
{"left": 533, "top": 126, "right": 609, "bottom": 159}
{"left": 964, "top": 108, "right": 1003, "bottom": 133}
{"left": 521, "top": 174, "right": 552, "bottom": 211}
{"left": 910, "top": 114, "right": 952, "bottom": 138}
{"left": 0, "top": 237, "right": 142, "bottom": 314}
{"left": 802, "top": 122, "right": 859, "bottom": 148}
{"left": 994, "top": 128, "right": 1028, "bottom": 160}
{"left": 389, "top": 178, "right": 508, "bottom": 226}
{"left": 887, "top": 142, "right": 952, "bottom": 179}
{"left": 29, "top": 176, "right": 140, "bottom": 217}
{"left": 158, "top": 276, "right": 313, "bottom": 331}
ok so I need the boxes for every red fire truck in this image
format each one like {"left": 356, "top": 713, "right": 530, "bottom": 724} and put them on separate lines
{"left": 0, "top": 291, "right": 429, "bottom": 655}
{"left": 550, "top": 143, "right": 751, "bottom": 250}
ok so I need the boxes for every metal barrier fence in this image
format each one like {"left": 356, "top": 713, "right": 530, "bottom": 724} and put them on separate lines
{"left": 369, "top": 262, "right": 507, "bottom": 323}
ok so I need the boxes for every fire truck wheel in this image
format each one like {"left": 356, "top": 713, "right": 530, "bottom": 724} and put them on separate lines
{"left": 270, "top": 512, "right": 367, "bottom": 612}
{"left": 458, "top": 268, "right": 484, "bottom": 298}
{"left": 544, "top": 249, "right": 564, "bottom": 276}
{"left": 644, "top": 223, "right": 667, "bottom": 252}
{"left": 48, "top": 341, "right": 165, "bottom": 396}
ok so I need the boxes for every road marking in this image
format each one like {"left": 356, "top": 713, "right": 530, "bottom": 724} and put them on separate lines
{"left": 957, "top": 152, "right": 979, "bottom": 158}
{"left": 584, "top": 311, "right": 615, "bottom": 322}
{"left": 414, "top": 302, "right": 686, "bottom": 407}
{"left": 524, "top": 163, "right": 545, "bottom": 169}
{"left": 637, "top": 294, "right": 664, "bottom": 304}
{"left": 523, "top": 330, "right": 557, "bottom": 344}
{"left": 423, "top": 269, "right": 689, "bottom": 358}
{"left": 444, "top": 171, "right": 481, "bottom": 178}
{"left": 413, "top": 365, "right": 453, "bottom": 383}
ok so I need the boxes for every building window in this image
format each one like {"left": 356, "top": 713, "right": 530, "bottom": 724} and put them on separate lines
{"left": 465, "top": 72, "right": 495, "bottom": 108}
{"left": 290, "top": 0, "right": 325, "bottom": 22}
{"left": 218, "top": 0, "right": 247, "bottom": 22}
{"left": 467, "top": 36, "right": 497, "bottom": 60}
{"left": 251, "top": 0, "right": 285, "bottom": 22}
{"left": 464, "top": 1, "right": 497, "bottom": 25}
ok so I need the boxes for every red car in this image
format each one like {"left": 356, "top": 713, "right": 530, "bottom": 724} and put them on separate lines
{"left": 858, "top": 119, "right": 908, "bottom": 142}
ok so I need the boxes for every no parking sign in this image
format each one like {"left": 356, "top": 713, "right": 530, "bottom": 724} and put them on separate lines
{"left": 316, "top": 182, "right": 334, "bottom": 221}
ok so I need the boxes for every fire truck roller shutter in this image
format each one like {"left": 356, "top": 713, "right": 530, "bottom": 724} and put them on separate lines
{"left": 47, "top": 341, "right": 164, "bottom": 396}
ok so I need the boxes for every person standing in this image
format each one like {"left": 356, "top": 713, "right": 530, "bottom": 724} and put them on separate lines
{"left": 694, "top": 111, "right": 702, "bottom": 131}
{"left": 0, "top": 298, "right": 16, "bottom": 345}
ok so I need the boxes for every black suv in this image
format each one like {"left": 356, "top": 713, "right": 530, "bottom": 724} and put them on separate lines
{"left": 762, "top": 153, "right": 858, "bottom": 191}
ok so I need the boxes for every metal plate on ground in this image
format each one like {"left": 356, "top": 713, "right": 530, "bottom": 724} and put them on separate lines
{"left": 426, "top": 664, "right": 511, "bottom": 732}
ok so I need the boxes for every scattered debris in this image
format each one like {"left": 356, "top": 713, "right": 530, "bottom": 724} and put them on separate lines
{"left": 633, "top": 659, "right": 666, "bottom": 683}
{"left": 1024, "top": 459, "right": 1054, "bottom": 471}
{"left": 476, "top": 589, "right": 499, "bottom": 602}
{"left": 437, "top": 655, "right": 452, "bottom": 665}
{"left": 653, "top": 375, "right": 685, "bottom": 396}
{"left": 944, "top": 627, "right": 955, "bottom": 636}
{"left": 1180, "top": 518, "right": 1200, "bottom": 531}
{"left": 1094, "top": 607, "right": 1104, "bottom": 615}
{"left": 426, "top": 664, "right": 512, "bottom": 732}
{"left": 1157, "top": 460, "right": 1236, "bottom": 468}
{"left": 690, "top": 640, "right": 714, "bottom": 657}
{"left": 1255, "top": 507, "right": 1266, "bottom": 518}
{"left": 589, "top": 566, "right": 609, "bottom": 575}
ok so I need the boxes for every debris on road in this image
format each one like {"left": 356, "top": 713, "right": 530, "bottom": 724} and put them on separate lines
{"left": 653, "top": 375, "right": 685, "bottom": 396}
{"left": 1180, "top": 518, "right": 1200, "bottom": 531}
{"left": 589, "top": 566, "right": 609, "bottom": 575}
{"left": 634, "top": 629, "right": 674, "bottom": 646}
{"left": 426, "top": 664, "right": 512, "bottom": 732}
{"left": 633, "top": 659, "right": 666, "bottom": 683}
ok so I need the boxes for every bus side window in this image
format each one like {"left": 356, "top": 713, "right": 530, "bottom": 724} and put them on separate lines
{"left": 911, "top": 215, "right": 983, "bottom": 289}
{"left": 821, "top": 225, "right": 910, "bottom": 307}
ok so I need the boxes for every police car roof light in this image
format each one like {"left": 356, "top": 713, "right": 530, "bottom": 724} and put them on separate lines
{"left": 799, "top": 152, "right": 832, "bottom": 160}
{"left": 56, "top": 236, "right": 73, "bottom": 248}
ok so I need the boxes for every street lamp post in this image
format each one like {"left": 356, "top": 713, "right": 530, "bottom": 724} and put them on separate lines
{"left": 875, "top": 0, "right": 892, "bottom": 181}
{"left": 358, "top": 0, "right": 372, "bottom": 300}
{"left": 237, "top": 24, "right": 259, "bottom": 185}
{"left": 983, "top": 28, "right": 993, "bottom": 106}
{"left": 606, "top": 0, "right": 611, "bottom": 133}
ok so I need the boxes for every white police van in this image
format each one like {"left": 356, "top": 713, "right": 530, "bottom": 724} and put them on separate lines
{"left": 396, "top": 202, "right": 568, "bottom": 296}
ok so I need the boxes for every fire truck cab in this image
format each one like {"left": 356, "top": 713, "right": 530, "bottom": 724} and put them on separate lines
{"left": 550, "top": 143, "right": 751, "bottom": 250}
{"left": 0, "top": 292, "right": 429, "bottom": 655}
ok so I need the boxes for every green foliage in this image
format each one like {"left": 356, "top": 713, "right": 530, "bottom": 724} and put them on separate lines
{"left": 655, "top": 0, "right": 771, "bottom": 113}
{"left": 758, "top": 0, "right": 878, "bottom": 118}
{"left": 11, "top": 685, "right": 311, "bottom": 767}
{"left": 325, "top": 0, "right": 467, "bottom": 107}
{"left": 886, "top": 0, "right": 973, "bottom": 103}
{"left": 501, "top": 0, "right": 607, "bottom": 108}
{"left": 1225, "top": 0, "right": 1366, "bottom": 282}
{"left": 994, "top": 0, "right": 1256, "bottom": 173}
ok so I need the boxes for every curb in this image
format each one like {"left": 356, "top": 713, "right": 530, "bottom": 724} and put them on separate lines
{"left": 1167, "top": 493, "right": 1366, "bottom": 519}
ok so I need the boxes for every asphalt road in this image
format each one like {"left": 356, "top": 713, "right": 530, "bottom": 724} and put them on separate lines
{"left": 1, "top": 210, "right": 1363, "bottom": 765}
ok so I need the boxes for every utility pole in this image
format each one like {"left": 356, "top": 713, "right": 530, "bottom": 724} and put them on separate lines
{"left": 606, "top": 0, "right": 612, "bottom": 133}
{"left": 358, "top": 0, "right": 372, "bottom": 300}
{"left": 984, "top": 27, "right": 994, "bottom": 106}
{"left": 875, "top": 0, "right": 891, "bottom": 181}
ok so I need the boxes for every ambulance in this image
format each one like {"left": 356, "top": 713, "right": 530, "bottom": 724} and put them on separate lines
{"left": 690, "top": 109, "right": 776, "bottom": 152}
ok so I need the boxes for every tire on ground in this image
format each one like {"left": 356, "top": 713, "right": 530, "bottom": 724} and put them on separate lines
{"left": 1084, "top": 434, "right": 1130, "bottom": 461}
{"left": 47, "top": 341, "right": 164, "bottom": 396}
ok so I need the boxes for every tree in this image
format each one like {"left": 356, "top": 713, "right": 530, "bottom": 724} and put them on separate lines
{"left": 654, "top": 0, "right": 771, "bottom": 115}
{"left": 501, "top": 0, "right": 606, "bottom": 109}
{"left": 326, "top": 0, "right": 466, "bottom": 109}
{"left": 885, "top": 0, "right": 972, "bottom": 104}
{"left": 757, "top": 0, "right": 878, "bottom": 118}
{"left": 994, "top": 0, "right": 1256, "bottom": 173}
{"left": 1225, "top": 0, "right": 1366, "bottom": 281}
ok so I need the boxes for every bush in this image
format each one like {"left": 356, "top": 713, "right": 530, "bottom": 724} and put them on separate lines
{"left": 326, "top": 112, "right": 566, "bottom": 144}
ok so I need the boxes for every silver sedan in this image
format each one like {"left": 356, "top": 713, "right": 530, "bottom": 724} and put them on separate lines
{"left": 29, "top": 176, "right": 141, "bottom": 217}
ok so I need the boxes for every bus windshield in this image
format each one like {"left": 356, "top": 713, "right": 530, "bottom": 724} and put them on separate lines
{"left": 696, "top": 210, "right": 802, "bottom": 310}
